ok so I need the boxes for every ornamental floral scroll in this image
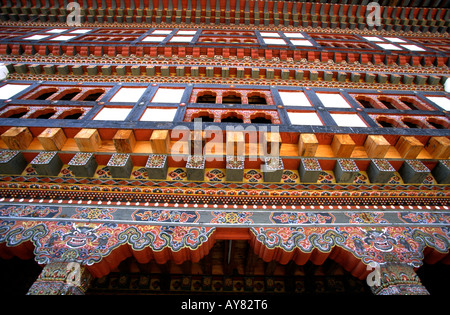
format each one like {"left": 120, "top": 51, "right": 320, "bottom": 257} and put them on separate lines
{"left": 0, "top": 220, "right": 215, "bottom": 269}
{"left": 250, "top": 226, "right": 450, "bottom": 268}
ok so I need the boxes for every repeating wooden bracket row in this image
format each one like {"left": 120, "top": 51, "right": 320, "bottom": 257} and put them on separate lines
{"left": 5, "top": 62, "right": 447, "bottom": 87}
{"left": 2, "top": 38, "right": 449, "bottom": 68}
{"left": 0, "top": 0, "right": 448, "bottom": 33}
{"left": 1, "top": 126, "right": 449, "bottom": 160}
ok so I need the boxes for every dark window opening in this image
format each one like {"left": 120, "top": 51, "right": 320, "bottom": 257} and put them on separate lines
{"left": 8, "top": 112, "right": 27, "bottom": 118}
{"left": 401, "top": 99, "right": 420, "bottom": 111}
{"left": 403, "top": 120, "right": 421, "bottom": 129}
{"left": 251, "top": 116, "right": 272, "bottom": 124}
{"left": 377, "top": 119, "right": 395, "bottom": 128}
{"left": 63, "top": 112, "right": 83, "bottom": 119}
{"left": 248, "top": 95, "right": 267, "bottom": 105}
{"left": 1, "top": 109, "right": 28, "bottom": 118}
{"left": 357, "top": 98, "right": 374, "bottom": 109}
{"left": 222, "top": 94, "right": 242, "bottom": 104}
{"left": 83, "top": 92, "right": 103, "bottom": 102}
{"left": 59, "top": 92, "right": 79, "bottom": 101}
{"left": 34, "top": 111, "right": 56, "bottom": 119}
{"left": 196, "top": 115, "right": 214, "bottom": 122}
{"left": 196, "top": 94, "right": 217, "bottom": 103}
{"left": 379, "top": 99, "right": 397, "bottom": 110}
{"left": 36, "top": 91, "right": 57, "bottom": 100}
{"left": 428, "top": 120, "right": 446, "bottom": 129}
{"left": 221, "top": 116, "right": 243, "bottom": 123}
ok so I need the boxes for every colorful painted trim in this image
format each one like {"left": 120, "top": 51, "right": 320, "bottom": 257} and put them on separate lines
{"left": 31, "top": 151, "right": 57, "bottom": 165}
{"left": 0, "top": 150, "right": 19, "bottom": 163}
{"left": 68, "top": 153, "right": 94, "bottom": 166}
{"left": 250, "top": 226, "right": 450, "bottom": 267}
{"left": 145, "top": 154, "right": 167, "bottom": 168}
{"left": 186, "top": 155, "right": 205, "bottom": 169}
{"left": 107, "top": 154, "right": 130, "bottom": 167}
{"left": 0, "top": 220, "right": 215, "bottom": 265}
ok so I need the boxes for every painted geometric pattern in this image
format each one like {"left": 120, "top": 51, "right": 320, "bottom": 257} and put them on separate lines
{"left": 16, "top": 163, "right": 439, "bottom": 186}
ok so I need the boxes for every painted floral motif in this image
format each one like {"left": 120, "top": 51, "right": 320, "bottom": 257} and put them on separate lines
{"left": 265, "top": 157, "right": 283, "bottom": 170}
{"left": 107, "top": 154, "right": 130, "bottom": 167}
{"left": 244, "top": 169, "right": 263, "bottom": 182}
{"left": 281, "top": 170, "right": 299, "bottom": 183}
{"left": 211, "top": 211, "right": 254, "bottom": 224}
{"left": 168, "top": 168, "right": 187, "bottom": 180}
{"left": 31, "top": 152, "right": 57, "bottom": 165}
{"left": 0, "top": 150, "right": 19, "bottom": 163}
{"left": 0, "top": 220, "right": 215, "bottom": 266}
{"left": 399, "top": 212, "right": 450, "bottom": 224}
{"left": 338, "top": 159, "right": 359, "bottom": 172}
{"left": 206, "top": 169, "right": 225, "bottom": 181}
{"left": 270, "top": 212, "right": 334, "bottom": 225}
{"left": 372, "top": 159, "right": 395, "bottom": 171}
{"left": 344, "top": 212, "right": 387, "bottom": 224}
{"left": 146, "top": 155, "right": 167, "bottom": 168}
{"left": 301, "top": 158, "right": 322, "bottom": 171}
{"left": 0, "top": 205, "right": 60, "bottom": 218}
{"left": 68, "top": 153, "right": 94, "bottom": 166}
{"left": 226, "top": 156, "right": 244, "bottom": 169}
{"left": 405, "top": 160, "right": 429, "bottom": 172}
{"left": 186, "top": 155, "right": 205, "bottom": 169}
{"left": 132, "top": 209, "right": 199, "bottom": 223}
{"left": 72, "top": 207, "right": 116, "bottom": 220}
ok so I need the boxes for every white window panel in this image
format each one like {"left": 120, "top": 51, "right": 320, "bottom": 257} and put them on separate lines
{"left": 260, "top": 32, "right": 280, "bottom": 37}
{"left": 384, "top": 37, "right": 406, "bottom": 43}
{"left": 287, "top": 112, "right": 323, "bottom": 126}
{"left": 152, "top": 30, "right": 172, "bottom": 34}
{"left": 426, "top": 97, "right": 450, "bottom": 111}
{"left": 376, "top": 43, "right": 403, "bottom": 50}
{"left": 363, "top": 36, "right": 384, "bottom": 42}
{"left": 69, "top": 29, "right": 91, "bottom": 34}
{"left": 400, "top": 44, "right": 426, "bottom": 51}
{"left": 94, "top": 108, "right": 132, "bottom": 121}
{"left": 283, "top": 33, "right": 304, "bottom": 38}
{"left": 151, "top": 88, "right": 185, "bottom": 103}
{"left": 169, "top": 36, "right": 194, "bottom": 43}
{"left": 0, "top": 84, "right": 31, "bottom": 99}
{"left": 140, "top": 108, "right": 178, "bottom": 121}
{"left": 178, "top": 30, "right": 197, "bottom": 35}
{"left": 24, "top": 35, "right": 49, "bottom": 40}
{"left": 46, "top": 29, "right": 67, "bottom": 33}
{"left": 142, "top": 36, "right": 167, "bottom": 42}
{"left": 316, "top": 93, "right": 351, "bottom": 108}
{"left": 110, "top": 87, "right": 147, "bottom": 102}
{"left": 330, "top": 113, "right": 367, "bottom": 127}
{"left": 262, "top": 38, "right": 286, "bottom": 45}
{"left": 49, "top": 35, "right": 77, "bottom": 41}
{"left": 279, "top": 91, "right": 312, "bottom": 106}
{"left": 290, "top": 39, "right": 313, "bottom": 46}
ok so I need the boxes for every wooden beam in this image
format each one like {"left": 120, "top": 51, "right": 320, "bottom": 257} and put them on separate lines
{"left": 331, "top": 134, "right": 355, "bottom": 158}
{"left": 113, "top": 129, "right": 136, "bottom": 153}
{"left": 150, "top": 130, "right": 170, "bottom": 154}
{"left": 37, "top": 128, "right": 67, "bottom": 151}
{"left": 364, "top": 135, "right": 391, "bottom": 158}
{"left": 74, "top": 128, "right": 102, "bottom": 152}
{"left": 298, "top": 133, "right": 319, "bottom": 157}
{"left": 425, "top": 136, "right": 450, "bottom": 159}
{"left": 395, "top": 136, "right": 424, "bottom": 159}
{"left": 1, "top": 127, "right": 33, "bottom": 150}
